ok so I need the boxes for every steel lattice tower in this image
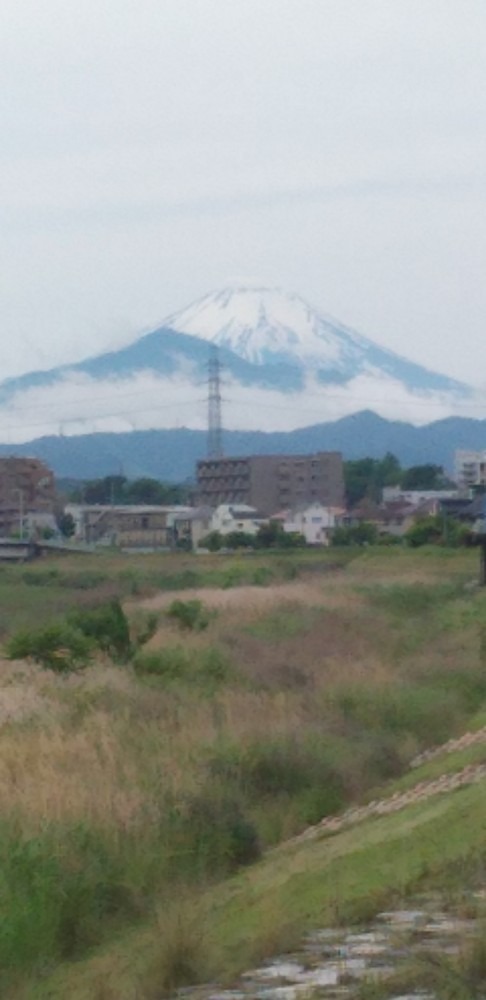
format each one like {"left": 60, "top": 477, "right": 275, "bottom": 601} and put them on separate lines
{"left": 207, "top": 346, "right": 223, "bottom": 458}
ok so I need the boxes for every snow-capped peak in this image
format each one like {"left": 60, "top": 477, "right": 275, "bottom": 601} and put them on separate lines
{"left": 163, "top": 284, "right": 367, "bottom": 368}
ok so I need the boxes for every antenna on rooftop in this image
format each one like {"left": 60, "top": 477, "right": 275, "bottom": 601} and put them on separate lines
{"left": 207, "top": 345, "right": 223, "bottom": 458}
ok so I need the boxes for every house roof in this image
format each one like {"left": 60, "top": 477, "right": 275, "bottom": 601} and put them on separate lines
{"left": 172, "top": 506, "right": 213, "bottom": 522}
{"left": 230, "top": 510, "right": 267, "bottom": 521}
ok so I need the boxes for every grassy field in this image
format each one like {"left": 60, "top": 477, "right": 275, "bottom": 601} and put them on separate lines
{"left": 0, "top": 544, "right": 486, "bottom": 997}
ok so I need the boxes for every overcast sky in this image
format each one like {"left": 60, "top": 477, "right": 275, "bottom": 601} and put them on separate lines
{"left": 1, "top": 0, "right": 485, "bottom": 386}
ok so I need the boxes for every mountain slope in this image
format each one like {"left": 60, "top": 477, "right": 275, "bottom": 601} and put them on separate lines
{"left": 164, "top": 285, "right": 468, "bottom": 393}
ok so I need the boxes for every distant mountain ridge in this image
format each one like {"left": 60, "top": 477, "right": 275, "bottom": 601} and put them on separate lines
{"left": 2, "top": 411, "right": 485, "bottom": 482}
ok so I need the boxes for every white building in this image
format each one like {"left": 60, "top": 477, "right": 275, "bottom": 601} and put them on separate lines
{"left": 454, "top": 450, "right": 486, "bottom": 490}
{"left": 210, "top": 504, "right": 267, "bottom": 537}
{"left": 278, "top": 502, "right": 342, "bottom": 546}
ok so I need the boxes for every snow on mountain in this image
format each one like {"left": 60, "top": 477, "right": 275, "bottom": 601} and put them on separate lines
{"left": 163, "top": 284, "right": 465, "bottom": 393}
{"left": 164, "top": 284, "right": 359, "bottom": 367}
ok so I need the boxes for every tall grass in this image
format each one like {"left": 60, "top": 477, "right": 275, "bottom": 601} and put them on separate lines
{"left": 0, "top": 547, "right": 484, "bottom": 994}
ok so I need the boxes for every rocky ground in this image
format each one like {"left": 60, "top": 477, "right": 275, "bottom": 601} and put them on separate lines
{"left": 179, "top": 897, "right": 481, "bottom": 999}
{"left": 178, "top": 728, "right": 486, "bottom": 1000}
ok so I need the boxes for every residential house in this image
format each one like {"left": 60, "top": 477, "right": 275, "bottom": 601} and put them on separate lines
{"left": 65, "top": 504, "right": 191, "bottom": 549}
{"left": 274, "top": 502, "right": 343, "bottom": 545}
{"left": 210, "top": 504, "right": 268, "bottom": 538}
{"left": 382, "top": 486, "right": 460, "bottom": 506}
{"left": 171, "top": 506, "right": 214, "bottom": 550}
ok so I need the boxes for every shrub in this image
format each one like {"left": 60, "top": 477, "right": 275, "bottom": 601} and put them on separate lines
{"left": 6, "top": 623, "right": 93, "bottom": 673}
{"left": 145, "top": 900, "right": 212, "bottom": 995}
{"left": 173, "top": 789, "right": 261, "bottom": 876}
{"left": 22, "top": 568, "right": 60, "bottom": 586}
{"left": 134, "top": 646, "right": 188, "bottom": 679}
{"left": 224, "top": 531, "right": 256, "bottom": 550}
{"left": 334, "top": 682, "right": 461, "bottom": 747}
{"left": 220, "top": 566, "right": 244, "bottom": 588}
{"left": 198, "top": 531, "right": 223, "bottom": 551}
{"left": 0, "top": 822, "right": 135, "bottom": 971}
{"left": 167, "top": 598, "right": 213, "bottom": 631}
{"left": 133, "top": 646, "right": 230, "bottom": 687}
{"left": 58, "top": 571, "right": 108, "bottom": 590}
{"left": 155, "top": 570, "right": 199, "bottom": 591}
{"left": 332, "top": 522, "right": 378, "bottom": 546}
{"left": 252, "top": 566, "right": 274, "bottom": 586}
{"left": 68, "top": 599, "right": 132, "bottom": 662}
{"left": 208, "top": 736, "right": 346, "bottom": 822}
{"left": 130, "top": 610, "right": 158, "bottom": 650}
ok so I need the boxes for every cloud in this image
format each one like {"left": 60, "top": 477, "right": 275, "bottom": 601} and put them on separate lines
{"left": 0, "top": 367, "right": 485, "bottom": 446}
{"left": 0, "top": 0, "right": 485, "bottom": 389}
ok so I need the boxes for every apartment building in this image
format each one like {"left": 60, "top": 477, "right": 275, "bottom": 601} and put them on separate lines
{"left": 196, "top": 452, "right": 344, "bottom": 514}
{"left": 0, "top": 457, "right": 56, "bottom": 537}
{"left": 454, "top": 450, "right": 486, "bottom": 490}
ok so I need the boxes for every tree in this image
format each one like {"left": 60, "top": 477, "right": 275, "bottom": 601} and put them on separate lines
{"left": 332, "top": 522, "right": 378, "bottom": 546}
{"left": 73, "top": 475, "right": 190, "bottom": 506}
{"left": 124, "top": 478, "right": 167, "bottom": 504}
{"left": 199, "top": 531, "right": 223, "bottom": 551}
{"left": 224, "top": 531, "right": 256, "bottom": 549}
{"left": 255, "top": 522, "right": 305, "bottom": 549}
{"left": 58, "top": 513, "right": 76, "bottom": 538}
{"left": 84, "top": 476, "right": 127, "bottom": 504}
{"left": 405, "top": 515, "right": 472, "bottom": 548}
{"left": 344, "top": 454, "right": 402, "bottom": 507}
{"left": 401, "top": 464, "right": 451, "bottom": 491}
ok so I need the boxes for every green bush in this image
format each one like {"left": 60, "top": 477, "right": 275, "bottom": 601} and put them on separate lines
{"left": 6, "top": 623, "right": 93, "bottom": 673}
{"left": 334, "top": 682, "right": 461, "bottom": 747}
{"left": 199, "top": 531, "right": 223, "bottom": 551}
{"left": 332, "top": 522, "right": 378, "bottom": 546}
{"left": 365, "top": 581, "right": 462, "bottom": 616}
{"left": 134, "top": 646, "right": 188, "bottom": 679}
{"left": 174, "top": 790, "right": 261, "bottom": 876}
{"left": 58, "top": 571, "right": 108, "bottom": 590}
{"left": 167, "top": 598, "right": 213, "bottom": 631}
{"left": 68, "top": 599, "right": 132, "bottom": 662}
{"left": 0, "top": 822, "right": 135, "bottom": 972}
{"left": 22, "top": 568, "right": 60, "bottom": 586}
{"left": 208, "top": 736, "right": 346, "bottom": 821}
{"left": 251, "top": 566, "right": 274, "bottom": 586}
{"left": 133, "top": 645, "right": 230, "bottom": 687}
{"left": 130, "top": 610, "right": 158, "bottom": 650}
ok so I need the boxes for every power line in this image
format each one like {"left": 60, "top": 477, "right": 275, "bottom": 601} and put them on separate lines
{"left": 1, "top": 384, "right": 486, "bottom": 440}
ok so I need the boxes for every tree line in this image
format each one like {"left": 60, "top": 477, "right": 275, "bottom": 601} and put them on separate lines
{"left": 344, "top": 453, "right": 454, "bottom": 507}
{"left": 65, "top": 475, "right": 190, "bottom": 506}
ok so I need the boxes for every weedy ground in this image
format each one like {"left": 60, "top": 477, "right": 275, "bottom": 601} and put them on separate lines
{"left": 1, "top": 545, "right": 486, "bottom": 998}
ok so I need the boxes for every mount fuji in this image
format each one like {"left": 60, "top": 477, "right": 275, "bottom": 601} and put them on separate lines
{"left": 165, "top": 285, "right": 466, "bottom": 393}
{"left": 0, "top": 284, "right": 476, "bottom": 446}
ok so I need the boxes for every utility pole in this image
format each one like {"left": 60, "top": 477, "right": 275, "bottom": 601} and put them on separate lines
{"left": 207, "top": 346, "right": 223, "bottom": 459}
{"left": 12, "top": 489, "right": 24, "bottom": 540}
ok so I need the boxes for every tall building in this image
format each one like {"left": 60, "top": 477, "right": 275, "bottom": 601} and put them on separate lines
{"left": 0, "top": 457, "right": 56, "bottom": 536}
{"left": 455, "top": 450, "right": 486, "bottom": 490}
{"left": 196, "top": 452, "right": 344, "bottom": 513}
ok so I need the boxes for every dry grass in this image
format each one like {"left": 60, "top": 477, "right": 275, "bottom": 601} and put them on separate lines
{"left": 0, "top": 546, "right": 483, "bottom": 996}
{"left": 0, "top": 548, "right": 478, "bottom": 832}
